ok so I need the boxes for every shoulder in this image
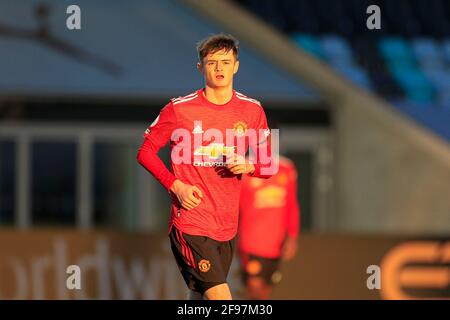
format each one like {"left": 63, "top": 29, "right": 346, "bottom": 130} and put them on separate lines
{"left": 279, "top": 156, "right": 296, "bottom": 172}
{"left": 170, "top": 90, "right": 201, "bottom": 106}
{"left": 234, "top": 91, "right": 263, "bottom": 109}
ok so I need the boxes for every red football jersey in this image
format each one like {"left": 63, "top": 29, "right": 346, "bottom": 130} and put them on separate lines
{"left": 238, "top": 157, "right": 300, "bottom": 258}
{"left": 137, "top": 89, "right": 273, "bottom": 241}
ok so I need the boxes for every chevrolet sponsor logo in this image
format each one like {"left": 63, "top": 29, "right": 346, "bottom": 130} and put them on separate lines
{"left": 194, "top": 143, "right": 235, "bottom": 159}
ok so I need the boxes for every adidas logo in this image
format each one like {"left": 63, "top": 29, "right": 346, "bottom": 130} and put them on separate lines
{"left": 192, "top": 125, "right": 204, "bottom": 134}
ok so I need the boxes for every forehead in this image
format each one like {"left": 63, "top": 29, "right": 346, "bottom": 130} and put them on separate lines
{"left": 204, "top": 49, "right": 236, "bottom": 61}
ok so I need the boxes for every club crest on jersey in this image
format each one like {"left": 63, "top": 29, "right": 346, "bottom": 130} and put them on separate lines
{"left": 198, "top": 259, "right": 211, "bottom": 272}
{"left": 233, "top": 121, "right": 248, "bottom": 137}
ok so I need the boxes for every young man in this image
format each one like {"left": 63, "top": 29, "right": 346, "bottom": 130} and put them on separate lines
{"left": 238, "top": 152, "right": 300, "bottom": 300}
{"left": 137, "top": 34, "right": 274, "bottom": 300}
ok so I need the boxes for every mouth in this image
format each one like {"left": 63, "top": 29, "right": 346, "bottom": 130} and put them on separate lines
{"left": 215, "top": 75, "right": 224, "bottom": 80}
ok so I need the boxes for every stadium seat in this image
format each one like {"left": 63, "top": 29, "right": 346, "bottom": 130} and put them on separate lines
{"left": 391, "top": 66, "right": 436, "bottom": 103}
{"left": 351, "top": 36, "right": 403, "bottom": 98}
{"left": 379, "top": 37, "right": 416, "bottom": 69}
{"left": 291, "top": 33, "right": 325, "bottom": 60}
{"left": 333, "top": 65, "right": 372, "bottom": 89}
{"left": 320, "top": 35, "right": 354, "bottom": 66}
{"left": 412, "top": 38, "right": 445, "bottom": 69}
{"left": 438, "top": 93, "right": 450, "bottom": 108}
{"left": 423, "top": 68, "right": 450, "bottom": 106}
{"left": 423, "top": 68, "right": 450, "bottom": 89}
{"left": 442, "top": 39, "right": 450, "bottom": 65}
{"left": 235, "top": 0, "right": 450, "bottom": 139}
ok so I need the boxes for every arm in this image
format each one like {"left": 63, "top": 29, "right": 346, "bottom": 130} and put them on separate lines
{"left": 136, "top": 103, "right": 178, "bottom": 191}
{"left": 248, "top": 136, "right": 272, "bottom": 179}
{"left": 282, "top": 165, "right": 300, "bottom": 260}
{"left": 286, "top": 166, "right": 300, "bottom": 239}
{"left": 249, "top": 107, "right": 273, "bottom": 179}
{"left": 136, "top": 103, "right": 203, "bottom": 210}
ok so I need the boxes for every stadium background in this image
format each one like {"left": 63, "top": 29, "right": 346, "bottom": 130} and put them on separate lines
{"left": 0, "top": 0, "right": 448, "bottom": 299}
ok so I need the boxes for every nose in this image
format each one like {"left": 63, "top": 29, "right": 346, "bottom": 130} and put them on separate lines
{"left": 215, "top": 61, "right": 223, "bottom": 71}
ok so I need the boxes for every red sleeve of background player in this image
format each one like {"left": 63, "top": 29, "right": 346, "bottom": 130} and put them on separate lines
{"left": 286, "top": 164, "right": 300, "bottom": 238}
{"left": 248, "top": 106, "right": 273, "bottom": 179}
{"left": 136, "top": 102, "right": 177, "bottom": 192}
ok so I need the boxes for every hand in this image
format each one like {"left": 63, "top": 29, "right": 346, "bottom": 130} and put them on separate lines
{"left": 225, "top": 154, "right": 255, "bottom": 175}
{"left": 170, "top": 180, "right": 203, "bottom": 211}
{"left": 282, "top": 237, "right": 297, "bottom": 261}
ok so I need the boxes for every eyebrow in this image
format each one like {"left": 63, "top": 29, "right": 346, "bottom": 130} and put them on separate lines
{"left": 205, "top": 59, "right": 233, "bottom": 63}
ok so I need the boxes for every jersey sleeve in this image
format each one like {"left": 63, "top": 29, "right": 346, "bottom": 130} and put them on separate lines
{"left": 136, "top": 102, "right": 177, "bottom": 191}
{"left": 285, "top": 164, "right": 300, "bottom": 238}
{"left": 248, "top": 106, "right": 273, "bottom": 179}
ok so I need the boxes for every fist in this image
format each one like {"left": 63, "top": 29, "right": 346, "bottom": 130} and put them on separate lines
{"left": 170, "top": 180, "right": 203, "bottom": 211}
{"left": 226, "top": 154, "right": 255, "bottom": 175}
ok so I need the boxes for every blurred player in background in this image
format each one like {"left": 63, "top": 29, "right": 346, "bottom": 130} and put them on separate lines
{"left": 137, "top": 34, "right": 274, "bottom": 300}
{"left": 238, "top": 121, "right": 300, "bottom": 299}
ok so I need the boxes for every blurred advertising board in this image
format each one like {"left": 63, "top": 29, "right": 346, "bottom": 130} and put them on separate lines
{"left": 0, "top": 231, "right": 448, "bottom": 300}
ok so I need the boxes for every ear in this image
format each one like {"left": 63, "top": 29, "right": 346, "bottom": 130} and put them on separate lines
{"left": 233, "top": 60, "right": 240, "bottom": 75}
{"left": 197, "top": 62, "right": 203, "bottom": 74}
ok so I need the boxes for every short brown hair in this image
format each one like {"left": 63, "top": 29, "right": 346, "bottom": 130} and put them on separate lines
{"left": 197, "top": 33, "right": 239, "bottom": 63}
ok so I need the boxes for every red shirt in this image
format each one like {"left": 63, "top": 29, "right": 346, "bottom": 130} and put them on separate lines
{"left": 137, "top": 89, "right": 273, "bottom": 241}
{"left": 239, "top": 157, "right": 300, "bottom": 258}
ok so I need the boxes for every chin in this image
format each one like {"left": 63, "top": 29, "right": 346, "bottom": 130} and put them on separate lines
{"left": 206, "top": 79, "right": 228, "bottom": 88}
{"left": 212, "top": 82, "right": 230, "bottom": 88}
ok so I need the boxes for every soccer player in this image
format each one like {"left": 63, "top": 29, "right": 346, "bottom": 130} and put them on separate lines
{"left": 136, "top": 34, "right": 274, "bottom": 300}
{"left": 238, "top": 150, "right": 300, "bottom": 300}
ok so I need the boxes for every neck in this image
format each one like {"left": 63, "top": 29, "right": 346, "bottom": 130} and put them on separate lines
{"left": 204, "top": 85, "right": 233, "bottom": 105}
